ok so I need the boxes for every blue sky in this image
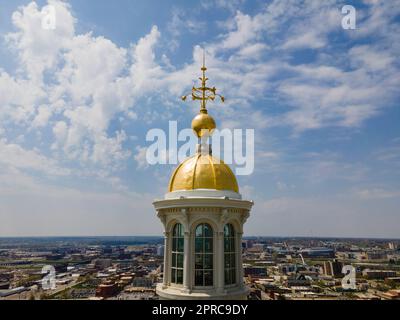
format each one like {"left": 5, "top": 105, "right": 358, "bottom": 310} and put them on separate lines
{"left": 0, "top": 0, "right": 399, "bottom": 237}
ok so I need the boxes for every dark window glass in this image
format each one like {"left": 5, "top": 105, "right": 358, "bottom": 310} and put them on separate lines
{"left": 177, "top": 269, "right": 183, "bottom": 284}
{"left": 195, "top": 224, "right": 203, "bottom": 237}
{"left": 177, "top": 252, "right": 183, "bottom": 268}
{"left": 204, "top": 238, "right": 213, "bottom": 253}
{"left": 204, "top": 224, "right": 212, "bottom": 237}
{"left": 204, "top": 254, "right": 213, "bottom": 269}
{"left": 172, "top": 253, "right": 176, "bottom": 268}
{"left": 195, "top": 254, "right": 202, "bottom": 269}
{"left": 171, "top": 223, "right": 184, "bottom": 284}
{"left": 195, "top": 270, "right": 203, "bottom": 286}
{"left": 224, "top": 238, "right": 229, "bottom": 251}
{"left": 204, "top": 271, "right": 213, "bottom": 286}
{"left": 224, "top": 224, "right": 236, "bottom": 285}
{"left": 195, "top": 238, "right": 203, "bottom": 252}
{"left": 177, "top": 238, "right": 184, "bottom": 251}
{"left": 194, "top": 223, "right": 214, "bottom": 287}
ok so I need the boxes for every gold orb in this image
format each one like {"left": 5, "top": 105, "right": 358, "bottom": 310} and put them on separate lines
{"left": 191, "top": 112, "right": 216, "bottom": 138}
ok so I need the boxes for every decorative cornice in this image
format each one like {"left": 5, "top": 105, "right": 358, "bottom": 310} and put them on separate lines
{"left": 240, "top": 211, "right": 250, "bottom": 224}
{"left": 153, "top": 197, "right": 253, "bottom": 211}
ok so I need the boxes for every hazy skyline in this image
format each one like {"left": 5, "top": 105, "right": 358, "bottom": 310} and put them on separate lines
{"left": 0, "top": 0, "right": 400, "bottom": 237}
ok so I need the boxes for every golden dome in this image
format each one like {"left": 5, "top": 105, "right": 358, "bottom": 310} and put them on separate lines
{"left": 170, "top": 56, "right": 237, "bottom": 193}
{"left": 168, "top": 153, "right": 239, "bottom": 193}
{"left": 191, "top": 111, "right": 216, "bottom": 138}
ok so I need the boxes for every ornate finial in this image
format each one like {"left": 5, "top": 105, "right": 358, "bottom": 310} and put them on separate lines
{"left": 181, "top": 50, "right": 225, "bottom": 114}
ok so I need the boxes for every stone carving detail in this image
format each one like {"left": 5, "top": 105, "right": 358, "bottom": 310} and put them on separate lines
{"left": 157, "top": 211, "right": 166, "bottom": 226}
{"left": 220, "top": 208, "right": 229, "bottom": 224}
{"left": 240, "top": 211, "right": 250, "bottom": 224}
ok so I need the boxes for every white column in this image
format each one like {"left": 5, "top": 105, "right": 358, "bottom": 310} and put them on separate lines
{"left": 237, "top": 231, "right": 244, "bottom": 288}
{"left": 162, "top": 231, "right": 170, "bottom": 288}
{"left": 217, "top": 231, "right": 225, "bottom": 293}
{"left": 183, "top": 231, "right": 191, "bottom": 292}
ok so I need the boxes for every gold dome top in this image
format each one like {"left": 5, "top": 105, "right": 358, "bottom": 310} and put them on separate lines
{"left": 168, "top": 153, "right": 239, "bottom": 193}
{"left": 170, "top": 52, "right": 238, "bottom": 193}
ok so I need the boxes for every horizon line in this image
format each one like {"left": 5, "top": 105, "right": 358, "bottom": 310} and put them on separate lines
{"left": 0, "top": 235, "right": 399, "bottom": 240}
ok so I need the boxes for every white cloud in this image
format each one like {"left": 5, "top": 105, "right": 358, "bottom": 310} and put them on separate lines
{"left": 32, "top": 105, "right": 51, "bottom": 127}
{"left": 219, "top": 11, "right": 265, "bottom": 50}
{"left": 3, "top": 0, "right": 399, "bottom": 163}
{"left": 134, "top": 146, "right": 149, "bottom": 169}
{"left": 6, "top": 0, "right": 75, "bottom": 82}
{"left": 355, "top": 188, "right": 400, "bottom": 200}
{"left": 167, "top": 8, "right": 206, "bottom": 51}
{"left": 0, "top": 138, "right": 69, "bottom": 176}
{"left": 52, "top": 120, "right": 67, "bottom": 148}
{"left": 202, "top": 0, "right": 245, "bottom": 12}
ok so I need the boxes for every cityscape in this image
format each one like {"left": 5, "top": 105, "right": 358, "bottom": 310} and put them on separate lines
{"left": 1, "top": 236, "right": 399, "bottom": 300}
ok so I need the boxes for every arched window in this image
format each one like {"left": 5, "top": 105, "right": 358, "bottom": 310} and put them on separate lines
{"left": 224, "top": 224, "right": 236, "bottom": 285}
{"left": 194, "top": 223, "right": 213, "bottom": 286}
{"left": 171, "top": 223, "right": 184, "bottom": 284}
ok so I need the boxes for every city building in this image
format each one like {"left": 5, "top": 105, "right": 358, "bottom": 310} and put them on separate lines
{"left": 153, "top": 60, "right": 253, "bottom": 300}
{"left": 156, "top": 245, "right": 164, "bottom": 257}
{"left": 366, "top": 251, "right": 387, "bottom": 260}
{"left": 299, "top": 247, "right": 335, "bottom": 258}
{"left": 93, "top": 259, "right": 112, "bottom": 269}
{"left": 322, "top": 260, "right": 343, "bottom": 277}
{"left": 96, "top": 283, "right": 119, "bottom": 298}
{"left": 362, "top": 269, "right": 397, "bottom": 279}
{"left": 244, "top": 266, "right": 267, "bottom": 278}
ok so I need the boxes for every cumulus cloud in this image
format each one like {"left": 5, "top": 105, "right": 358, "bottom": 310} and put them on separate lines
{"left": 6, "top": 0, "right": 75, "bottom": 82}
{"left": 1, "top": 0, "right": 398, "bottom": 172}
{"left": 4, "top": 0, "right": 397, "bottom": 163}
{"left": 0, "top": 138, "right": 69, "bottom": 176}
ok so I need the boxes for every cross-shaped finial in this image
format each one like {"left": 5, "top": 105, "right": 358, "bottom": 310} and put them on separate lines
{"left": 181, "top": 49, "right": 225, "bottom": 113}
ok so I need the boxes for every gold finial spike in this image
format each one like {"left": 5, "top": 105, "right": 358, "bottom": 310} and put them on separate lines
{"left": 181, "top": 48, "right": 225, "bottom": 114}
{"left": 202, "top": 48, "right": 206, "bottom": 71}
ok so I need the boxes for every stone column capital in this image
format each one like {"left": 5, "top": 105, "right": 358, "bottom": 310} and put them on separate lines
{"left": 219, "top": 208, "right": 229, "bottom": 224}
{"left": 216, "top": 231, "right": 224, "bottom": 239}
{"left": 157, "top": 211, "right": 167, "bottom": 226}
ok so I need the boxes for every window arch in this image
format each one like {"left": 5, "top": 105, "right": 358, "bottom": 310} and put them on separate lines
{"left": 171, "top": 223, "right": 184, "bottom": 284}
{"left": 194, "top": 223, "right": 213, "bottom": 286}
{"left": 224, "top": 223, "right": 236, "bottom": 285}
